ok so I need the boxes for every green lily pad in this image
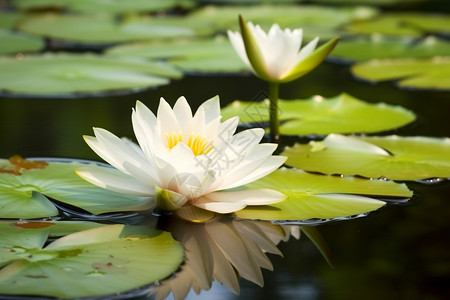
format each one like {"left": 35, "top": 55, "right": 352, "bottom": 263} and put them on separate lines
{"left": 13, "top": 0, "right": 195, "bottom": 13}
{"left": 18, "top": 14, "right": 213, "bottom": 45}
{"left": 0, "top": 53, "right": 182, "bottom": 96}
{"left": 330, "top": 36, "right": 450, "bottom": 63}
{"left": 0, "top": 13, "right": 24, "bottom": 29}
{"left": 189, "top": 5, "right": 378, "bottom": 40}
{"left": 312, "top": 0, "right": 425, "bottom": 5}
{"left": 351, "top": 57, "right": 450, "bottom": 91}
{"left": 0, "top": 158, "right": 153, "bottom": 219}
{"left": 0, "top": 222, "right": 184, "bottom": 299}
{"left": 220, "top": 93, "right": 415, "bottom": 135}
{"left": 344, "top": 13, "right": 450, "bottom": 36}
{"left": 107, "top": 37, "right": 248, "bottom": 73}
{"left": 235, "top": 168, "right": 412, "bottom": 221}
{"left": 0, "top": 29, "right": 44, "bottom": 55}
{"left": 282, "top": 134, "right": 450, "bottom": 181}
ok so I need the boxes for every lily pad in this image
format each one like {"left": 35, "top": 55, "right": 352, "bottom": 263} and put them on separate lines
{"left": 351, "top": 57, "right": 450, "bottom": 91}
{"left": 0, "top": 13, "right": 24, "bottom": 29}
{"left": 13, "top": 0, "right": 195, "bottom": 13}
{"left": 282, "top": 134, "right": 450, "bottom": 181}
{"left": 235, "top": 168, "right": 412, "bottom": 221}
{"left": 0, "top": 158, "right": 153, "bottom": 219}
{"left": 18, "top": 14, "right": 213, "bottom": 45}
{"left": 0, "top": 53, "right": 182, "bottom": 96}
{"left": 0, "top": 29, "right": 44, "bottom": 55}
{"left": 330, "top": 36, "right": 450, "bottom": 63}
{"left": 344, "top": 13, "right": 450, "bottom": 37}
{"left": 189, "top": 5, "right": 378, "bottom": 40}
{"left": 220, "top": 93, "right": 415, "bottom": 136}
{"left": 107, "top": 37, "right": 248, "bottom": 73}
{"left": 312, "top": 0, "right": 425, "bottom": 5}
{"left": 0, "top": 222, "right": 184, "bottom": 299}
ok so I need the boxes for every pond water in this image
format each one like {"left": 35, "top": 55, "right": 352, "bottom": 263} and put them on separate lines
{"left": 1, "top": 1, "right": 450, "bottom": 300}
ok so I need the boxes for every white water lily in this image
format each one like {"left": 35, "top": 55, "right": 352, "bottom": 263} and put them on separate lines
{"left": 228, "top": 16, "right": 339, "bottom": 83}
{"left": 76, "top": 96, "right": 287, "bottom": 214}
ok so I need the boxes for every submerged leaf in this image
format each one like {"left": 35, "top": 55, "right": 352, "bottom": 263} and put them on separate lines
{"left": 234, "top": 168, "right": 412, "bottom": 221}
{"left": 221, "top": 93, "right": 415, "bottom": 135}
{"left": 0, "top": 53, "right": 182, "bottom": 96}
{"left": 0, "top": 159, "right": 153, "bottom": 219}
{"left": 351, "top": 57, "right": 450, "bottom": 90}
{"left": 282, "top": 134, "right": 450, "bottom": 180}
{"left": 0, "top": 222, "right": 184, "bottom": 299}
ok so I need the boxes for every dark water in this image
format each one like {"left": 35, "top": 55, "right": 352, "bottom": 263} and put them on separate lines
{"left": 1, "top": 60, "right": 449, "bottom": 299}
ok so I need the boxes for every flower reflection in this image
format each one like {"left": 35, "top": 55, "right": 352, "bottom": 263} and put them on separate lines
{"left": 151, "top": 207, "right": 300, "bottom": 300}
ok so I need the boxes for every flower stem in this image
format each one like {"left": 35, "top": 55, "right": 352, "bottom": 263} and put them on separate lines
{"left": 268, "top": 81, "right": 280, "bottom": 142}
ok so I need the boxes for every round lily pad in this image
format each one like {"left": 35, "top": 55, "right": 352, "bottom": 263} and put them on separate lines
{"left": 312, "top": 0, "right": 426, "bottom": 5}
{"left": 12, "top": 0, "right": 196, "bottom": 13}
{"left": 235, "top": 168, "right": 412, "bottom": 221}
{"left": 0, "top": 157, "right": 154, "bottom": 219}
{"left": 351, "top": 57, "right": 450, "bottom": 91}
{"left": 189, "top": 5, "right": 378, "bottom": 40}
{"left": 220, "top": 93, "right": 416, "bottom": 136}
{"left": 18, "top": 14, "right": 213, "bottom": 45}
{"left": 282, "top": 134, "right": 450, "bottom": 181}
{"left": 0, "top": 13, "right": 24, "bottom": 29}
{"left": 344, "top": 13, "right": 450, "bottom": 37}
{"left": 0, "top": 53, "right": 182, "bottom": 96}
{"left": 330, "top": 36, "right": 450, "bottom": 63}
{"left": 107, "top": 37, "right": 248, "bottom": 73}
{"left": 0, "top": 28, "right": 44, "bottom": 55}
{"left": 0, "top": 222, "right": 184, "bottom": 299}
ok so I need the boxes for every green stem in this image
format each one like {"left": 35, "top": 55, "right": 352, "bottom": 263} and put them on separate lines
{"left": 268, "top": 81, "right": 280, "bottom": 142}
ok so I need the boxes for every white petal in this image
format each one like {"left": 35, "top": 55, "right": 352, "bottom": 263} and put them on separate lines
{"left": 91, "top": 128, "right": 159, "bottom": 185}
{"left": 293, "top": 36, "right": 319, "bottom": 66}
{"left": 204, "top": 189, "right": 286, "bottom": 205}
{"left": 194, "top": 199, "right": 247, "bottom": 214}
{"left": 76, "top": 166, "right": 154, "bottom": 196}
{"left": 172, "top": 96, "right": 193, "bottom": 129}
{"left": 132, "top": 101, "right": 159, "bottom": 159}
{"left": 221, "top": 155, "right": 286, "bottom": 189}
{"left": 227, "top": 30, "right": 253, "bottom": 71}
{"left": 196, "top": 95, "right": 221, "bottom": 124}
{"left": 157, "top": 97, "right": 180, "bottom": 136}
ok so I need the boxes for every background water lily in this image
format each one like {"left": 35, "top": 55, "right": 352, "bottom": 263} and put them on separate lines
{"left": 76, "top": 96, "right": 286, "bottom": 214}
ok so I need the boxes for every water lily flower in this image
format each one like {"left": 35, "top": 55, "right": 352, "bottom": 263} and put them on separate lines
{"left": 76, "top": 96, "right": 287, "bottom": 214}
{"left": 227, "top": 15, "right": 339, "bottom": 83}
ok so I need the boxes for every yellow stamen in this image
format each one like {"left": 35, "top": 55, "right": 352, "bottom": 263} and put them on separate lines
{"left": 165, "top": 132, "right": 213, "bottom": 156}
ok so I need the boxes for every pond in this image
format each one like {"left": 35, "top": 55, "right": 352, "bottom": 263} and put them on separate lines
{"left": 0, "top": 0, "right": 449, "bottom": 300}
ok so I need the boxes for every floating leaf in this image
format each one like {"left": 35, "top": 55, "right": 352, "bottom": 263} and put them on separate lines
{"left": 0, "top": 13, "right": 24, "bottom": 29}
{"left": 312, "top": 0, "right": 426, "bottom": 5}
{"left": 235, "top": 168, "right": 412, "bottom": 221}
{"left": 107, "top": 37, "right": 247, "bottom": 73}
{"left": 13, "top": 0, "right": 196, "bottom": 13}
{"left": 0, "top": 28, "right": 44, "bottom": 55}
{"left": 18, "top": 14, "right": 213, "bottom": 45}
{"left": 330, "top": 36, "right": 450, "bottom": 63}
{"left": 189, "top": 5, "right": 378, "bottom": 40}
{"left": 221, "top": 93, "right": 415, "bottom": 135}
{"left": 0, "top": 159, "right": 153, "bottom": 219}
{"left": 351, "top": 57, "right": 450, "bottom": 91}
{"left": 344, "top": 13, "right": 450, "bottom": 36}
{"left": 0, "top": 222, "right": 184, "bottom": 299}
{"left": 0, "top": 53, "right": 181, "bottom": 96}
{"left": 282, "top": 134, "right": 450, "bottom": 181}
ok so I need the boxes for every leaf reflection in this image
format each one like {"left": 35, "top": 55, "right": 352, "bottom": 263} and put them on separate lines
{"left": 152, "top": 206, "right": 301, "bottom": 300}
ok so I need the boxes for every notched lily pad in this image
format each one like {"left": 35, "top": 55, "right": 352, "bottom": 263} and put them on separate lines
{"left": 0, "top": 53, "right": 182, "bottom": 97}
{"left": 282, "top": 134, "right": 450, "bottom": 181}
{"left": 0, "top": 222, "right": 184, "bottom": 299}
{"left": 330, "top": 36, "right": 450, "bottom": 63}
{"left": 107, "top": 37, "right": 247, "bottom": 73}
{"left": 18, "top": 14, "right": 213, "bottom": 45}
{"left": 344, "top": 13, "right": 450, "bottom": 37}
{"left": 221, "top": 93, "right": 415, "bottom": 136}
{"left": 235, "top": 168, "right": 412, "bottom": 221}
{"left": 351, "top": 57, "right": 450, "bottom": 91}
{"left": 0, "top": 158, "right": 153, "bottom": 219}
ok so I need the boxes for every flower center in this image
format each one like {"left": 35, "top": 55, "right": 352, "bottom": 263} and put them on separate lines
{"left": 165, "top": 132, "right": 213, "bottom": 156}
